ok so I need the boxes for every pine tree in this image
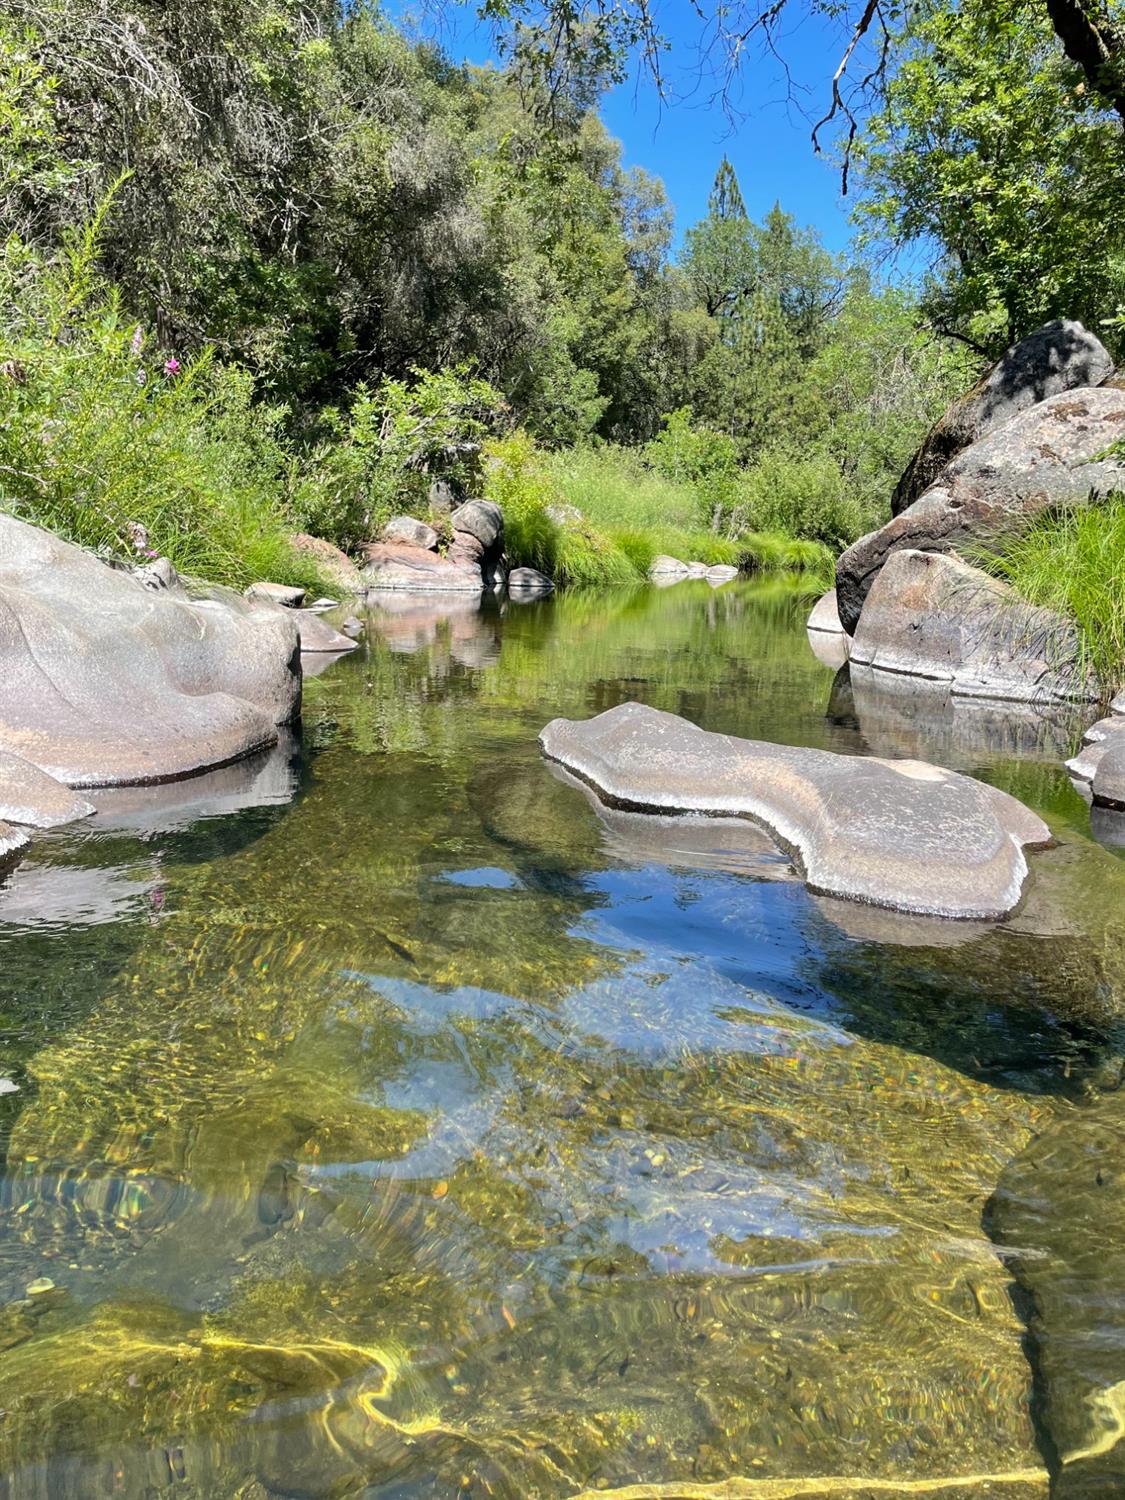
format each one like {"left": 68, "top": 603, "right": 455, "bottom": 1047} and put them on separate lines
{"left": 708, "top": 156, "right": 747, "bottom": 221}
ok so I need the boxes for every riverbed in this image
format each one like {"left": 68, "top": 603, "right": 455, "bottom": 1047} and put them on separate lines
{"left": 1, "top": 578, "right": 1123, "bottom": 1498}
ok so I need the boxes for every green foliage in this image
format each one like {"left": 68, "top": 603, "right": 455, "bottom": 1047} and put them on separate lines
{"left": 972, "top": 501, "right": 1125, "bottom": 695}
{"left": 855, "top": 0, "right": 1125, "bottom": 354}
{"left": 300, "top": 366, "right": 508, "bottom": 548}
{"left": 0, "top": 231, "right": 323, "bottom": 591}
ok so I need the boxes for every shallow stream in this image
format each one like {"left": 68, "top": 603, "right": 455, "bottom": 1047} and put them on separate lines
{"left": 2, "top": 579, "right": 1125, "bottom": 1499}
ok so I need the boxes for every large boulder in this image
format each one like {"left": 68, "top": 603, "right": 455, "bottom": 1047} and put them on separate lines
{"left": 0, "top": 751, "right": 95, "bottom": 828}
{"left": 360, "top": 543, "right": 484, "bottom": 593}
{"left": 850, "top": 549, "right": 1097, "bottom": 703}
{"left": 288, "top": 533, "right": 365, "bottom": 595}
{"left": 382, "top": 515, "right": 438, "bottom": 551}
{"left": 448, "top": 499, "right": 505, "bottom": 589}
{"left": 540, "top": 701, "right": 1051, "bottom": 919}
{"left": 837, "top": 386, "right": 1125, "bottom": 633}
{"left": 0, "top": 513, "right": 301, "bottom": 787}
{"left": 892, "top": 320, "right": 1114, "bottom": 516}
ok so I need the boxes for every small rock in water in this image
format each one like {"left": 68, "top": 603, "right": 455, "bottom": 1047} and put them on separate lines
{"left": 26, "top": 1278, "right": 55, "bottom": 1297}
{"left": 0, "top": 1078, "right": 19, "bottom": 1094}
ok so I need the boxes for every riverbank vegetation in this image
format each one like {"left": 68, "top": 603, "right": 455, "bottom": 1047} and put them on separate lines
{"left": 0, "top": 1, "right": 973, "bottom": 590}
{"left": 2, "top": 0, "right": 1123, "bottom": 607}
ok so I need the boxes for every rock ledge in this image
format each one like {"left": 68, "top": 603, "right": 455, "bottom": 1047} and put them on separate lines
{"left": 540, "top": 702, "right": 1050, "bottom": 919}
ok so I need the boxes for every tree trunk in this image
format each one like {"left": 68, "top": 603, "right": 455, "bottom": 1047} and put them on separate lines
{"left": 1044, "top": 0, "right": 1125, "bottom": 121}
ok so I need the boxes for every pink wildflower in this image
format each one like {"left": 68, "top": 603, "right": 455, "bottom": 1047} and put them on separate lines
{"left": 163, "top": 358, "right": 181, "bottom": 377}
{"left": 131, "top": 326, "right": 144, "bottom": 356}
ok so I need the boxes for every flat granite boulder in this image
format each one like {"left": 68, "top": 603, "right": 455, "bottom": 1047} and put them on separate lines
{"left": 838, "top": 386, "right": 1125, "bottom": 632}
{"left": 0, "top": 513, "right": 301, "bottom": 787}
{"left": 851, "top": 549, "right": 1097, "bottom": 703}
{"left": 507, "top": 566, "right": 554, "bottom": 598}
{"left": 290, "top": 608, "right": 359, "bottom": 654}
{"left": 244, "top": 581, "right": 305, "bottom": 608}
{"left": 539, "top": 702, "right": 1051, "bottom": 918}
{"left": 0, "top": 751, "right": 95, "bottom": 828}
{"left": 891, "top": 319, "right": 1114, "bottom": 516}
{"left": 361, "top": 542, "right": 484, "bottom": 593}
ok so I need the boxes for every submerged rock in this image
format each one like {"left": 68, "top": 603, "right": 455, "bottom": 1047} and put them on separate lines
{"left": 892, "top": 319, "right": 1114, "bottom": 517}
{"left": 850, "top": 549, "right": 1097, "bottom": 703}
{"left": 540, "top": 701, "right": 1051, "bottom": 918}
{"left": 0, "top": 514, "right": 300, "bottom": 787}
{"left": 991, "top": 1087, "right": 1125, "bottom": 1498}
{"left": 0, "top": 752, "right": 95, "bottom": 829}
{"left": 290, "top": 609, "right": 359, "bottom": 654}
{"left": 807, "top": 587, "right": 850, "bottom": 669}
{"left": 837, "top": 386, "right": 1125, "bottom": 632}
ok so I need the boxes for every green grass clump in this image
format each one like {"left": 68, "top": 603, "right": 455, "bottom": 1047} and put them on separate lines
{"left": 971, "top": 499, "right": 1125, "bottom": 695}
{"left": 542, "top": 446, "right": 700, "bottom": 532}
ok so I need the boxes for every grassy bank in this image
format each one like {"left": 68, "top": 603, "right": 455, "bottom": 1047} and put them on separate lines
{"left": 973, "top": 500, "right": 1125, "bottom": 696}
{"left": 486, "top": 435, "right": 832, "bottom": 589}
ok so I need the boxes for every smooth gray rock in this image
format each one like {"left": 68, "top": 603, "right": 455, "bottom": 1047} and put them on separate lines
{"left": 540, "top": 701, "right": 1051, "bottom": 918}
{"left": 1112, "top": 689, "right": 1125, "bottom": 715}
{"left": 0, "top": 752, "right": 95, "bottom": 828}
{"left": 507, "top": 566, "right": 554, "bottom": 598}
{"left": 382, "top": 515, "right": 439, "bottom": 551}
{"left": 449, "top": 499, "right": 503, "bottom": 552}
{"left": 892, "top": 320, "right": 1114, "bottom": 516}
{"left": 850, "top": 549, "right": 1097, "bottom": 703}
{"left": 0, "top": 513, "right": 300, "bottom": 787}
{"left": 0, "top": 821, "right": 30, "bottom": 874}
{"left": 291, "top": 609, "right": 359, "bottom": 654}
{"left": 1093, "top": 738, "right": 1125, "bottom": 807}
{"left": 1067, "top": 716, "right": 1125, "bottom": 783}
{"left": 134, "top": 556, "right": 183, "bottom": 594}
{"left": 245, "top": 581, "right": 306, "bottom": 608}
{"left": 837, "top": 386, "right": 1125, "bottom": 632}
{"left": 648, "top": 555, "right": 689, "bottom": 579}
{"left": 705, "top": 564, "right": 739, "bottom": 585}
{"left": 360, "top": 543, "right": 484, "bottom": 593}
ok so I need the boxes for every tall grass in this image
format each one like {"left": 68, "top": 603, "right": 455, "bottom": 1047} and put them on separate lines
{"left": 971, "top": 500, "right": 1125, "bottom": 696}
{"left": 0, "top": 228, "right": 326, "bottom": 592}
{"left": 487, "top": 434, "right": 832, "bottom": 590}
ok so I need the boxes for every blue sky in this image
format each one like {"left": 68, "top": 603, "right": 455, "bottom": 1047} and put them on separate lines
{"left": 400, "top": 1, "right": 858, "bottom": 253}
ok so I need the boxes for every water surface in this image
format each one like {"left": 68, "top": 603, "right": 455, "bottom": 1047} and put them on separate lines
{"left": 1, "top": 579, "right": 1123, "bottom": 1499}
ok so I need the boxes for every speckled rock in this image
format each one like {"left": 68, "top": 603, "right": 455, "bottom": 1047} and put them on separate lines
{"left": 540, "top": 701, "right": 1051, "bottom": 918}
{"left": 837, "top": 386, "right": 1125, "bottom": 632}
{"left": 891, "top": 319, "right": 1114, "bottom": 516}
{"left": 850, "top": 549, "right": 1097, "bottom": 703}
{"left": 0, "top": 512, "right": 300, "bottom": 787}
{"left": 0, "top": 751, "right": 95, "bottom": 828}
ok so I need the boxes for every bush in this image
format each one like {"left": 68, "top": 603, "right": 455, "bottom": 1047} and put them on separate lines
{"left": 298, "top": 365, "right": 509, "bottom": 550}
{"left": 738, "top": 448, "right": 876, "bottom": 552}
{"left": 0, "top": 225, "right": 324, "bottom": 591}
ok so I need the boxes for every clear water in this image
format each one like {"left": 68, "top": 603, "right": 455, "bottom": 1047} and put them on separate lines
{"left": 0, "top": 578, "right": 1123, "bottom": 1499}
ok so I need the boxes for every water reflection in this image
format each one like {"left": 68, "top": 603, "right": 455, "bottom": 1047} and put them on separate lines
{"left": 0, "top": 580, "right": 1119, "bottom": 1498}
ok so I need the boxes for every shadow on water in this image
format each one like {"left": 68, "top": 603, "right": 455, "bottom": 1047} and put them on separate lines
{"left": 0, "top": 582, "right": 1120, "bottom": 1497}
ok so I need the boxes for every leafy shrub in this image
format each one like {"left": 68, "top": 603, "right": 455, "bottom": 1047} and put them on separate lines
{"left": 298, "top": 365, "right": 510, "bottom": 550}
{"left": 0, "top": 223, "right": 324, "bottom": 590}
{"left": 482, "top": 431, "right": 560, "bottom": 575}
{"left": 738, "top": 449, "right": 876, "bottom": 552}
